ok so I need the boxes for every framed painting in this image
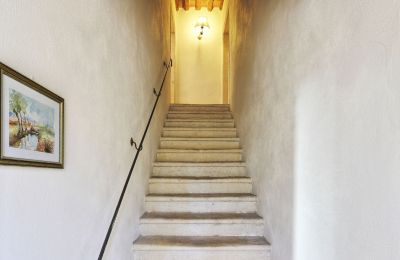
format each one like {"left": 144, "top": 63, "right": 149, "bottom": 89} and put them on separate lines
{"left": 0, "top": 63, "right": 64, "bottom": 168}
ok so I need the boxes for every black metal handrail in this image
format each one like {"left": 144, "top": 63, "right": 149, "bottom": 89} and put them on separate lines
{"left": 98, "top": 59, "right": 172, "bottom": 260}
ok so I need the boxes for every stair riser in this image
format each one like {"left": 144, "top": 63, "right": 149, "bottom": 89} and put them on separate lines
{"left": 145, "top": 201, "right": 257, "bottom": 213}
{"left": 149, "top": 182, "right": 252, "bottom": 194}
{"left": 139, "top": 223, "right": 264, "bottom": 236}
{"left": 152, "top": 166, "right": 247, "bottom": 177}
{"left": 133, "top": 250, "right": 270, "bottom": 260}
{"left": 165, "top": 121, "right": 235, "bottom": 128}
{"left": 156, "top": 152, "right": 242, "bottom": 162}
{"left": 163, "top": 130, "right": 237, "bottom": 138}
{"left": 160, "top": 140, "right": 240, "bottom": 149}
{"left": 167, "top": 114, "right": 233, "bottom": 119}
{"left": 169, "top": 106, "right": 230, "bottom": 112}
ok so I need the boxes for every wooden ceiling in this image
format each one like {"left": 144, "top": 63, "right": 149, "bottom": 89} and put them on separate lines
{"left": 175, "top": 0, "right": 224, "bottom": 11}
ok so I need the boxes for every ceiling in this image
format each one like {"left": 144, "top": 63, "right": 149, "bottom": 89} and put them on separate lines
{"left": 175, "top": 0, "right": 225, "bottom": 11}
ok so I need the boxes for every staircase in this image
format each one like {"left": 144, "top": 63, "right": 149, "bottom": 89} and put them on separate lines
{"left": 132, "top": 104, "right": 271, "bottom": 260}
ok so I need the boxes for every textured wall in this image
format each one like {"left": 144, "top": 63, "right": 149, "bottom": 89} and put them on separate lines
{"left": 175, "top": 9, "right": 223, "bottom": 104}
{"left": 292, "top": 1, "right": 400, "bottom": 259}
{"left": 0, "top": 0, "right": 170, "bottom": 259}
{"left": 229, "top": 0, "right": 400, "bottom": 260}
{"left": 228, "top": 1, "right": 294, "bottom": 259}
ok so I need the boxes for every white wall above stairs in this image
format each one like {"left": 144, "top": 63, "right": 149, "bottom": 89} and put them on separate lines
{"left": 0, "top": 1, "right": 170, "bottom": 259}
{"left": 228, "top": 1, "right": 400, "bottom": 260}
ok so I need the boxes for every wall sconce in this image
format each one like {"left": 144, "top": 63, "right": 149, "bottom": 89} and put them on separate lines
{"left": 195, "top": 17, "right": 210, "bottom": 40}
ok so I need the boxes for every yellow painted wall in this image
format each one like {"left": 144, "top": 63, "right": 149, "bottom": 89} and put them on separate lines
{"left": 175, "top": 9, "right": 223, "bottom": 104}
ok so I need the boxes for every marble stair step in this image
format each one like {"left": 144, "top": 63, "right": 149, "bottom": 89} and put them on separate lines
{"left": 139, "top": 212, "right": 264, "bottom": 236}
{"left": 163, "top": 127, "right": 237, "bottom": 138}
{"left": 159, "top": 137, "right": 240, "bottom": 149}
{"left": 156, "top": 149, "right": 243, "bottom": 162}
{"left": 167, "top": 112, "right": 233, "bottom": 120}
{"left": 145, "top": 193, "right": 257, "bottom": 213}
{"left": 132, "top": 236, "right": 271, "bottom": 260}
{"left": 152, "top": 162, "right": 247, "bottom": 177}
{"left": 149, "top": 176, "right": 252, "bottom": 194}
{"left": 164, "top": 119, "right": 235, "bottom": 128}
{"left": 169, "top": 104, "right": 231, "bottom": 112}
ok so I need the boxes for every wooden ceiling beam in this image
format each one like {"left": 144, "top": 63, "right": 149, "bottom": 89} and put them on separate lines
{"left": 219, "top": 0, "right": 224, "bottom": 10}
{"left": 176, "top": 0, "right": 223, "bottom": 11}
{"left": 207, "top": 0, "right": 214, "bottom": 11}
{"left": 183, "top": 0, "right": 190, "bottom": 10}
{"left": 195, "top": 0, "right": 201, "bottom": 10}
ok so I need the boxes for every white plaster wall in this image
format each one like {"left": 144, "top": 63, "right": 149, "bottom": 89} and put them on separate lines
{"left": 0, "top": 1, "right": 170, "bottom": 259}
{"left": 229, "top": 0, "right": 400, "bottom": 260}
{"left": 175, "top": 9, "right": 223, "bottom": 104}
{"left": 228, "top": 1, "right": 294, "bottom": 259}
{"left": 293, "top": 1, "right": 400, "bottom": 259}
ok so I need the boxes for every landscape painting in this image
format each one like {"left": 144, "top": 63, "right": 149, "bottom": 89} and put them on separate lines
{"left": 0, "top": 63, "right": 64, "bottom": 168}
{"left": 9, "top": 89, "right": 55, "bottom": 154}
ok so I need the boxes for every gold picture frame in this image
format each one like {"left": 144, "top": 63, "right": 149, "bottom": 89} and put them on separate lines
{"left": 0, "top": 63, "right": 64, "bottom": 168}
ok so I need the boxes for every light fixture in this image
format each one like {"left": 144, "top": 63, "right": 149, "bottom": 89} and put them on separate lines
{"left": 194, "top": 17, "right": 210, "bottom": 40}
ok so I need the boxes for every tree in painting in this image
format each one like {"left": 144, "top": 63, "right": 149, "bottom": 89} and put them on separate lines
{"left": 10, "top": 90, "right": 28, "bottom": 137}
{"left": 9, "top": 89, "right": 55, "bottom": 153}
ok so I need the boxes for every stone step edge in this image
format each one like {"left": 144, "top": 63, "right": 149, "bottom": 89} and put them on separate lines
{"left": 133, "top": 236, "right": 270, "bottom": 251}
{"left": 168, "top": 109, "right": 232, "bottom": 114}
{"left": 164, "top": 125, "right": 235, "bottom": 128}
{"left": 145, "top": 193, "right": 256, "bottom": 202}
{"left": 169, "top": 110, "right": 229, "bottom": 112}
{"left": 170, "top": 104, "right": 230, "bottom": 106}
{"left": 160, "top": 137, "right": 240, "bottom": 141}
{"left": 157, "top": 149, "right": 243, "bottom": 153}
{"left": 164, "top": 127, "right": 236, "bottom": 131}
{"left": 165, "top": 119, "right": 234, "bottom": 122}
{"left": 149, "top": 177, "right": 251, "bottom": 183}
{"left": 168, "top": 115, "right": 233, "bottom": 118}
{"left": 140, "top": 212, "right": 262, "bottom": 224}
{"left": 167, "top": 114, "right": 233, "bottom": 117}
{"left": 153, "top": 162, "right": 247, "bottom": 167}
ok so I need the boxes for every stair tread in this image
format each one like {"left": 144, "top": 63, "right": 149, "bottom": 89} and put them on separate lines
{"left": 155, "top": 162, "right": 245, "bottom": 164}
{"left": 168, "top": 111, "right": 232, "bottom": 114}
{"left": 171, "top": 104, "right": 230, "bottom": 106}
{"left": 166, "top": 119, "right": 234, "bottom": 122}
{"left": 146, "top": 193, "right": 256, "bottom": 202}
{"left": 150, "top": 176, "right": 250, "bottom": 181}
{"left": 141, "top": 212, "right": 262, "bottom": 220}
{"left": 160, "top": 137, "right": 239, "bottom": 141}
{"left": 164, "top": 127, "right": 236, "bottom": 131}
{"left": 133, "top": 236, "right": 270, "bottom": 249}
{"left": 168, "top": 115, "right": 233, "bottom": 118}
{"left": 157, "top": 149, "right": 242, "bottom": 153}
{"left": 146, "top": 193, "right": 255, "bottom": 198}
{"left": 153, "top": 162, "right": 246, "bottom": 166}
